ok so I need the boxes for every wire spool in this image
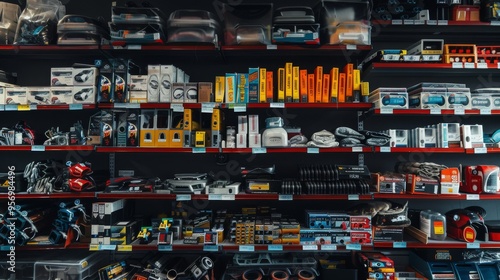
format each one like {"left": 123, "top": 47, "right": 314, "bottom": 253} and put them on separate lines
{"left": 297, "top": 269, "right": 316, "bottom": 280}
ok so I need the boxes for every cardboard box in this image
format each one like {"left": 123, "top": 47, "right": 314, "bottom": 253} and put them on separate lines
{"left": 50, "top": 86, "right": 73, "bottom": 104}
{"left": 51, "top": 67, "right": 73, "bottom": 86}
{"left": 198, "top": 82, "right": 213, "bottom": 103}
{"left": 27, "top": 87, "right": 51, "bottom": 105}
{"left": 139, "top": 109, "right": 156, "bottom": 147}
{"left": 440, "top": 168, "right": 460, "bottom": 194}
{"left": 171, "top": 82, "right": 185, "bottom": 103}
{"left": 73, "top": 67, "right": 98, "bottom": 86}
{"left": 147, "top": 65, "right": 161, "bottom": 103}
{"left": 159, "top": 65, "right": 176, "bottom": 103}
{"left": 184, "top": 82, "right": 198, "bottom": 103}
{"left": 129, "top": 75, "right": 148, "bottom": 91}
{"left": 72, "top": 86, "right": 96, "bottom": 104}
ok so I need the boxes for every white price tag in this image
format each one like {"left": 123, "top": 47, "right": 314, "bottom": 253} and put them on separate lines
{"left": 452, "top": 62, "right": 463, "bottom": 69}
{"left": 464, "top": 63, "right": 475, "bottom": 69}
{"left": 321, "top": 244, "right": 337, "bottom": 251}
{"left": 29, "top": 104, "right": 37, "bottom": 110}
{"left": 348, "top": 194, "right": 360, "bottom": 200}
{"left": 233, "top": 105, "right": 246, "bottom": 112}
{"left": 466, "top": 194, "right": 480, "bottom": 200}
{"left": 201, "top": 103, "right": 215, "bottom": 113}
{"left": 31, "top": 145, "right": 46, "bottom": 152}
{"left": 403, "top": 20, "right": 414, "bottom": 25}
{"left": 380, "top": 108, "right": 393, "bottom": 114}
{"left": 127, "top": 45, "right": 141, "bottom": 50}
{"left": 430, "top": 108, "right": 442, "bottom": 115}
{"left": 346, "top": 244, "right": 362, "bottom": 250}
{"left": 192, "top": 148, "right": 206, "bottom": 154}
{"left": 307, "top": 148, "right": 319, "bottom": 154}
{"left": 203, "top": 245, "right": 219, "bottom": 252}
{"left": 476, "top": 63, "right": 488, "bottom": 69}
{"left": 380, "top": 147, "right": 391, "bottom": 153}
{"left": 454, "top": 108, "right": 465, "bottom": 115}
{"left": 392, "top": 20, "right": 403, "bottom": 25}
{"left": 114, "top": 103, "right": 140, "bottom": 109}
{"left": 5, "top": 105, "right": 17, "bottom": 111}
{"left": 268, "top": 245, "right": 283, "bottom": 251}
{"left": 414, "top": 20, "right": 425, "bottom": 25}
{"left": 393, "top": 242, "right": 407, "bottom": 248}
{"left": 490, "top": 21, "right": 500, "bottom": 26}
{"left": 252, "top": 147, "right": 267, "bottom": 154}
{"left": 69, "top": 104, "right": 83, "bottom": 110}
{"left": 497, "top": 62, "right": 500, "bottom": 69}
{"left": 474, "top": 147, "right": 487, "bottom": 154}
{"left": 158, "top": 245, "right": 173, "bottom": 251}
{"left": 437, "top": 20, "right": 448, "bottom": 25}
{"left": 176, "top": 194, "right": 191, "bottom": 201}
{"left": 352, "top": 147, "right": 363, "bottom": 152}
{"left": 221, "top": 194, "right": 235, "bottom": 201}
{"left": 270, "top": 102, "right": 285, "bottom": 108}
{"left": 171, "top": 103, "right": 184, "bottom": 112}
{"left": 426, "top": 20, "right": 437, "bottom": 25}
{"left": 480, "top": 109, "right": 491, "bottom": 115}
{"left": 302, "top": 245, "right": 318, "bottom": 251}
{"left": 267, "top": 44, "right": 277, "bottom": 50}
{"left": 346, "top": 45, "right": 357, "bottom": 50}
{"left": 0, "top": 105, "right": 4, "bottom": 111}
{"left": 100, "top": 245, "right": 117, "bottom": 251}
{"left": 467, "top": 243, "right": 480, "bottom": 249}
{"left": 239, "top": 245, "right": 255, "bottom": 252}
{"left": 208, "top": 194, "right": 222, "bottom": 200}
{"left": 279, "top": 195, "right": 293, "bottom": 201}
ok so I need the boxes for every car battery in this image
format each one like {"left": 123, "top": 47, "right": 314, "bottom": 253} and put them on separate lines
{"left": 166, "top": 10, "right": 220, "bottom": 45}
{"left": 272, "top": 6, "right": 320, "bottom": 45}
{"left": 420, "top": 210, "right": 447, "bottom": 241}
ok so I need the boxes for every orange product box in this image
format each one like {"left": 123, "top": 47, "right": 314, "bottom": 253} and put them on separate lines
{"left": 322, "top": 73, "right": 330, "bottom": 103}
{"left": 338, "top": 73, "right": 346, "bottom": 103}
{"left": 300, "top": 69, "right": 308, "bottom": 103}
{"left": 307, "top": 73, "right": 315, "bottom": 103}
{"left": 315, "top": 66, "right": 323, "bottom": 103}
{"left": 266, "top": 70, "right": 273, "bottom": 102}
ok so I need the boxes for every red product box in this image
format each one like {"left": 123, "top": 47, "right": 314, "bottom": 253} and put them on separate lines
{"left": 350, "top": 215, "right": 372, "bottom": 230}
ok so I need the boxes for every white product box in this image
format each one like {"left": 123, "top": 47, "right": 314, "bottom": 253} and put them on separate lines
{"left": 415, "top": 127, "right": 437, "bottom": 148}
{"left": 369, "top": 91, "right": 408, "bottom": 109}
{"left": 129, "top": 91, "right": 147, "bottom": 103}
{"left": 177, "top": 68, "right": 185, "bottom": 83}
{"left": 159, "top": 65, "right": 176, "bottom": 103}
{"left": 387, "top": 129, "right": 408, "bottom": 147}
{"left": 50, "top": 86, "right": 74, "bottom": 104}
{"left": 129, "top": 75, "right": 148, "bottom": 91}
{"left": 461, "top": 124, "right": 484, "bottom": 149}
{"left": 0, "top": 88, "right": 5, "bottom": 105}
{"left": 238, "top": 115, "right": 248, "bottom": 134}
{"left": 470, "top": 94, "right": 492, "bottom": 109}
{"left": 72, "top": 86, "right": 96, "bottom": 104}
{"left": 248, "top": 133, "right": 261, "bottom": 148}
{"left": 184, "top": 82, "right": 198, "bottom": 103}
{"left": 436, "top": 123, "right": 461, "bottom": 148}
{"left": 5, "top": 87, "right": 28, "bottom": 105}
{"left": 51, "top": 67, "right": 73, "bottom": 86}
{"left": 236, "top": 133, "right": 247, "bottom": 148}
{"left": 446, "top": 88, "right": 471, "bottom": 109}
{"left": 248, "top": 114, "right": 259, "bottom": 134}
{"left": 171, "top": 82, "right": 185, "bottom": 103}
{"left": 147, "top": 65, "right": 161, "bottom": 103}
{"left": 409, "top": 88, "right": 447, "bottom": 109}
{"left": 73, "top": 67, "right": 98, "bottom": 86}
{"left": 27, "top": 87, "right": 51, "bottom": 104}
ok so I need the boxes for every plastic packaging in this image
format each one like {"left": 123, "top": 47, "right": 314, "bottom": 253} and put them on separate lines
{"left": 0, "top": 2, "right": 21, "bottom": 44}
{"left": 14, "top": 0, "right": 66, "bottom": 45}
{"left": 420, "top": 210, "right": 447, "bottom": 241}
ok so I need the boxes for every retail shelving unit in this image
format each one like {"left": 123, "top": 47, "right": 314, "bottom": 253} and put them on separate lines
{"left": 2, "top": 1, "right": 500, "bottom": 279}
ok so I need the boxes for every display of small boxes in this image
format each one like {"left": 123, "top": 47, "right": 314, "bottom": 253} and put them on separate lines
{"left": 444, "top": 44, "right": 477, "bottom": 64}
{"left": 5, "top": 87, "right": 27, "bottom": 105}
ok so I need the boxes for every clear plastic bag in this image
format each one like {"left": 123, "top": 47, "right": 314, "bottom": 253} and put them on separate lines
{"left": 0, "top": 2, "right": 21, "bottom": 44}
{"left": 14, "top": 0, "right": 66, "bottom": 45}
